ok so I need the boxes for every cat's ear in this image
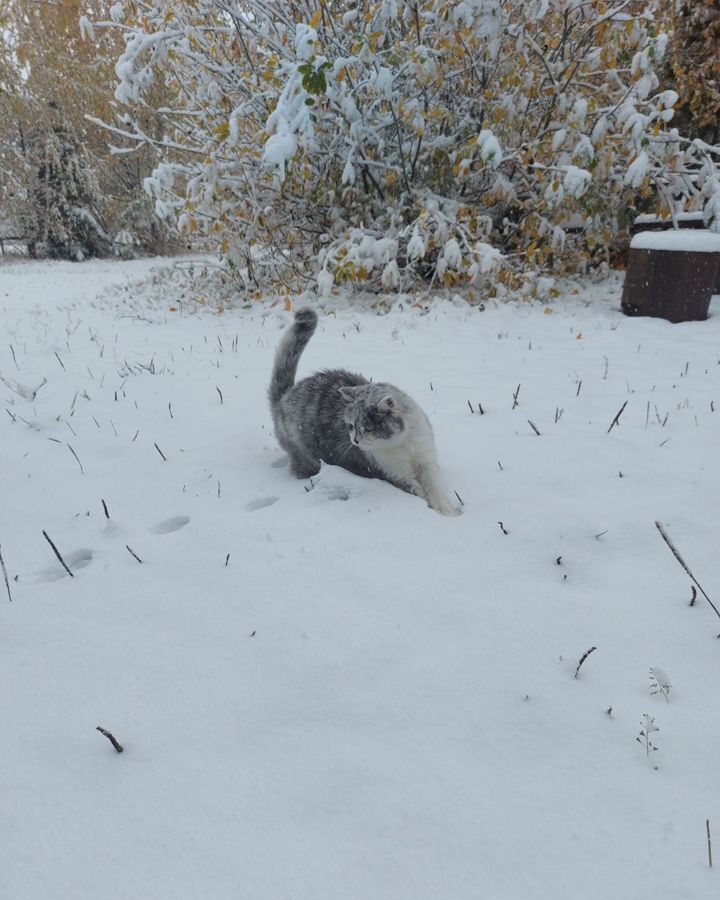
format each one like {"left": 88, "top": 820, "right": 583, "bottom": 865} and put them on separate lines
{"left": 380, "top": 395, "right": 396, "bottom": 411}
{"left": 338, "top": 386, "right": 360, "bottom": 401}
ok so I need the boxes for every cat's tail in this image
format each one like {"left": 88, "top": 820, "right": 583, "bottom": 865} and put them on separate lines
{"left": 268, "top": 307, "right": 318, "bottom": 407}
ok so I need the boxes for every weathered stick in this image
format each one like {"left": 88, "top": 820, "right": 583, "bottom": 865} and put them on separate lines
{"left": 575, "top": 646, "right": 597, "bottom": 679}
{"left": 67, "top": 443, "right": 84, "bottom": 474}
{"left": 42, "top": 530, "right": 73, "bottom": 577}
{"left": 125, "top": 545, "right": 143, "bottom": 564}
{"left": 607, "top": 401, "right": 628, "bottom": 434}
{"left": 707, "top": 819, "right": 713, "bottom": 868}
{"left": 655, "top": 522, "right": 720, "bottom": 621}
{"left": 96, "top": 726, "right": 124, "bottom": 753}
{"left": 0, "top": 544, "right": 12, "bottom": 602}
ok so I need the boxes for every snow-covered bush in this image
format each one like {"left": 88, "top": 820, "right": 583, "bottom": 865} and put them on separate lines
{"left": 112, "top": 196, "right": 180, "bottom": 258}
{"left": 92, "top": 0, "right": 720, "bottom": 293}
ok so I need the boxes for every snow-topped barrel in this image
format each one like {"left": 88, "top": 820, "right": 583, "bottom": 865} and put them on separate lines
{"left": 621, "top": 229, "right": 720, "bottom": 324}
{"left": 630, "top": 213, "right": 720, "bottom": 294}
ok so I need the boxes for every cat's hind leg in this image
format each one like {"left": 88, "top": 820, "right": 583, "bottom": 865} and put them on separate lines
{"left": 273, "top": 404, "right": 320, "bottom": 479}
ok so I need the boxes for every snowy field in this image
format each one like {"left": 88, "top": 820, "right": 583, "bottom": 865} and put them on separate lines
{"left": 2, "top": 257, "right": 720, "bottom": 900}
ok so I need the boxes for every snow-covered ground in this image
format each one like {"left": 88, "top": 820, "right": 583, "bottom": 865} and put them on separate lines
{"left": 2, "top": 257, "right": 719, "bottom": 900}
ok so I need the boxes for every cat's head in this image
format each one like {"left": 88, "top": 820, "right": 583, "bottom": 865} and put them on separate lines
{"left": 339, "top": 384, "right": 406, "bottom": 450}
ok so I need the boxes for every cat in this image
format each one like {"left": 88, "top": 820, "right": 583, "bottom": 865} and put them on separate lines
{"left": 269, "top": 308, "right": 460, "bottom": 516}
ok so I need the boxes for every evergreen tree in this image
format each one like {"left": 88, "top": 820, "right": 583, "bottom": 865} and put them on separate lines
{"left": 29, "top": 106, "right": 111, "bottom": 260}
{"left": 0, "top": 0, "right": 175, "bottom": 257}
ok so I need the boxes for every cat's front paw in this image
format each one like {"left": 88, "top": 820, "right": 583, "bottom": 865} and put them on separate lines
{"left": 430, "top": 496, "right": 463, "bottom": 517}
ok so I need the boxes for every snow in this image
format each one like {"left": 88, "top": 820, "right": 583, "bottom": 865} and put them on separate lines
{"left": 635, "top": 212, "right": 705, "bottom": 225}
{"left": 476, "top": 129, "right": 503, "bottom": 168}
{"left": 374, "top": 66, "right": 394, "bottom": 100}
{"left": 436, "top": 238, "right": 462, "bottom": 277}
{"left": 262, "top": 119, "right": 297, "bottom": 180}
{"left": 341, "top": 152, "right": 355, "bottom": 186}
{"left": 294, "top": 24, "right": 317, "bottom": 61}
{"left": 406, "top": 225, "right": 426, "bottom": 261}
{"left": 114, "top": 31, "right": 164, "bottom": 103}
{"left": 625, "top": 150, "right": 650, "bottom": 188}
{"left": 561, "top": 164, "right": 592, "bottom": 199}
{"left": 468, "top": 241, "right": 503, "bottom": 277}
{"left": 316, "top": 267, "right": 334, "bottom": 297}
{"left": 2, "top": 258, "right": 720, "bottom": 900}
{"left": 571, "top": 97, "right": 587, "bottom": 127}
{"left": 380, "top": 260, "right": 400, "bottom": 290}
{"left": 631, "top": 229, "right": 720, "bottom": 253}
{"left": 552, "top": 128, "right": 566, "bottom": 151}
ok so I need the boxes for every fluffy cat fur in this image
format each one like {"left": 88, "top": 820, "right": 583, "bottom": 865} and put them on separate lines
{"left": 269, "top": 308, "right": 460, "bottom": 516}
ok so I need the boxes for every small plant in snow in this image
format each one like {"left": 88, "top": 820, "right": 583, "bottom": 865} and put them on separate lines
{"left": 649, "top": 667, "right": 672, "bottom": 703}
{"left": 636, "top": 714, "right": 660, "bottom": 756}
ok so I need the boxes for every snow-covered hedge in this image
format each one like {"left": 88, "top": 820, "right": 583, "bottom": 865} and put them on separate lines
{"left": 92, "top": 0, "right": 720, "bottom": 294}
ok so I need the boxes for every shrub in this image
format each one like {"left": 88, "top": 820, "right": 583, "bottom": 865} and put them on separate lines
{"left": 93, "top": 0, "right": 720, "bottom": 294}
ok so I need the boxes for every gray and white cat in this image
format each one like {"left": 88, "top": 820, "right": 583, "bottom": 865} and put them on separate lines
{"left": 269, "top": 308, "right": 460, "bottom": 516}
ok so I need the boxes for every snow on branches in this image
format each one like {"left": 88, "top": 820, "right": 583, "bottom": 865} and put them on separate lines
{"left": 92, "top": 0, "right": 720, "bottom": 294}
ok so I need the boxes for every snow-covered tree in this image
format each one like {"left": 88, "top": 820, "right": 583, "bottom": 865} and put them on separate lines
{"left": 93, "top": 0, "right": 720, "bottom": 293}
{"left": 28, "top": 108, "right": 112, "bottom": 260}
{"left": 0, "top": 0, "right": 173, "bottom": 257}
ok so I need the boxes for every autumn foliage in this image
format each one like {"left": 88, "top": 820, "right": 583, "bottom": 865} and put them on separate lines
{"left": 668, "top": 1, "right": 720, "bottom": 144}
